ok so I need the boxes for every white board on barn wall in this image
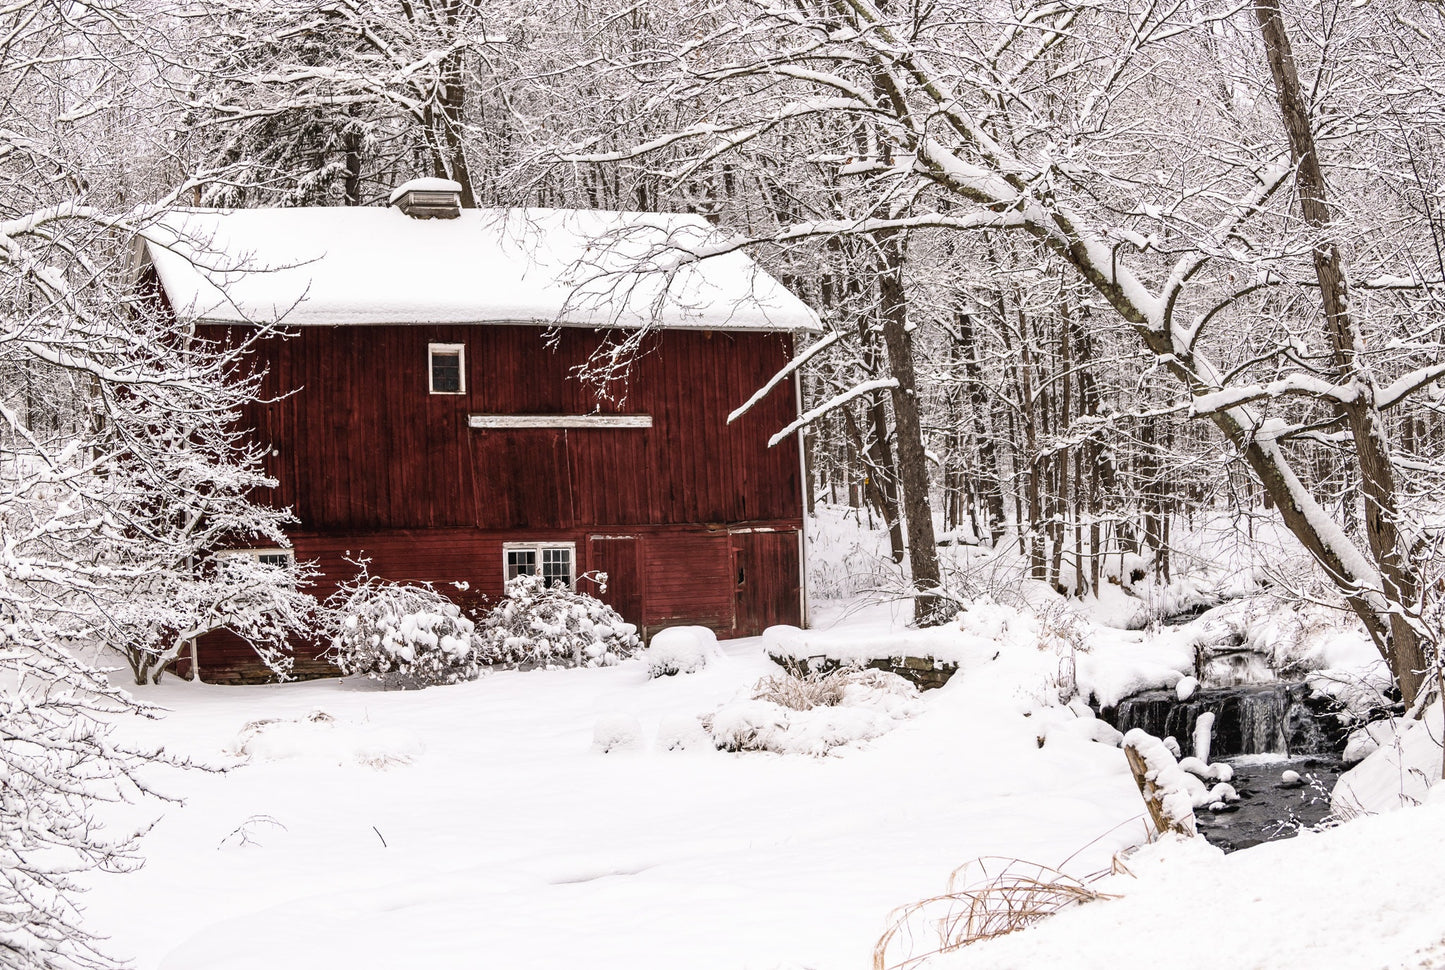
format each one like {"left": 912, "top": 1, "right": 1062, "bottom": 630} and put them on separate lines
{"left": 467, "top": 414, "right": 653, "bottom": 429}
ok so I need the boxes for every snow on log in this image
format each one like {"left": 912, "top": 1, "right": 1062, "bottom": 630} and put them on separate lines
{"left": 1123, "top": 728, "right": 1199, "bottom": 838}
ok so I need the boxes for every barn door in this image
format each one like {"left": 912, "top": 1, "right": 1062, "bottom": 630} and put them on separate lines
{"left": 730, "top": 529, "right": 802, "bottom": 637}
{"left": 587, "top": 535, "right": 643, "bottom": 630}
{"left": 641, "top": 532, "right": 735, "bottom": 637}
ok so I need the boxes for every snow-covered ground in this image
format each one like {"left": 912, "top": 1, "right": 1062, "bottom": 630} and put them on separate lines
{"left": 85, "top": 602, "right": 1149, "bottom": 970}
{"left": 928, "top": 797, "right": 1445, "bottom": 970}
{"left": 78, "top": 512, "right": 1444, "bottom": 969}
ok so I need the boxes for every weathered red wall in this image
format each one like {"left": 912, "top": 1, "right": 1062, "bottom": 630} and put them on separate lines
{"left": 209, "top": 325, "right": 803, "bottom": 531}
{"left": 191, "top": 324, "right": 805, "bottom": 683}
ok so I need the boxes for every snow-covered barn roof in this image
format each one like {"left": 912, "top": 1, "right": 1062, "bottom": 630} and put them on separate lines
{"left": 139, "top": 207, "right": 819, "bottom": 332}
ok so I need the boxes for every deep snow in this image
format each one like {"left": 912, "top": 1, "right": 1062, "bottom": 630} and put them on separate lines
{"left": 76, "top": 511, "right": 1444, "bottom": 970}
{"left": 84, "top": 601, "right": 1149, "bottom": 970}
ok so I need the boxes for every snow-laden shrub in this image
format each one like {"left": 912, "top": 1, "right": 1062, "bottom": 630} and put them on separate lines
{"left": 644, "top": 625, "right": 717, "bottom": 677}
{"left": 751, "top": 669, "right": 850, "bottom": 710}
{"left": 592, "top": 714, "right": 644, "bottom": 753}
{"left": 703, "top": 668, "right": 922, "bottom": 756}
{"left": 480, "top": 573, "right": 641, "bottom": 668}
{"left": 327, "top": 578, "right": 484, "bottom": 687}
{"left": 229, "top": 710, "right": 424, "bottom": 768}
{"left": 657, "top": 715, "right": 712, "bottom": 752}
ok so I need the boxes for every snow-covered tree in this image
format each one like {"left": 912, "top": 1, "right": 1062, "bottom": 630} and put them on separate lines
{"left": 0, "top": 0, "right": 316, "bottom": 961}
{"left": 543, "top": 0, "right": 1445, "bottom": 703}
{"left": 180, "top": 0, "right": 505, "bottom": 207}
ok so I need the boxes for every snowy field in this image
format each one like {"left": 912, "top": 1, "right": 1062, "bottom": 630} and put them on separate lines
{"left": 79, "top": 515, "right": 1445, "bottom": 970}
{"left": 85, "top": 600, "right": 1149, "bottom": 970}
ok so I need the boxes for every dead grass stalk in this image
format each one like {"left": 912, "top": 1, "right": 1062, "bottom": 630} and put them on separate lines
{"left": 873, "top": 856, "right": 1116, "bottom": 970}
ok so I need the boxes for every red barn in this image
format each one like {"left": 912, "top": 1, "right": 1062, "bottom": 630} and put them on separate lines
{"left": 139, "top": 185, "right": 815, "bottom": 682}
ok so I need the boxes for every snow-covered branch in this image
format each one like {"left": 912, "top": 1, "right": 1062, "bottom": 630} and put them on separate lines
{"left": 767, "top": 378, "right": 898, "bottom": 447}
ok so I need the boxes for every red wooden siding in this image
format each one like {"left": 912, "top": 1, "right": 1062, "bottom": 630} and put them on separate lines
{"left": 192, "top": 323, "right": 805, "bottom": 683}
{"left": 193, "top": 523, "right": 802, "bottom": 683}
{"left": 642, "top": 531, "right": 736, "bottom": 634}
{"left": 212, "top": 325, "right": 803, "bottom": 532}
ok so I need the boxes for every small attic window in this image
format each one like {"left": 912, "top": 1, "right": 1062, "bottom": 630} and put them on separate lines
{"left": 429, "top": 343, "right": 465, "bottom": 394}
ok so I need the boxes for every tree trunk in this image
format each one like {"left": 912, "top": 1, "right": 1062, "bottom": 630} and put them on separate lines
{"left": 955, "top": 309, "right": 1008, "bottom": 544}
{"left": 876, "top": 233, "right": 946, "bottom": 625}
{"left": 842, "top": 403, "right": 906, "bottom": 561}
{"left": 1254, "top": 0, "right": 1426, "bottom": 703}
{"left": 1015, "top": 321, "right": 1045, "bottom": 580}
{"left": 343, "top": 114, "right": 363, "bottom": 206}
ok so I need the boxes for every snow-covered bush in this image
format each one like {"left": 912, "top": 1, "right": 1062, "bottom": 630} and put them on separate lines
{"left": 657, "top": 715, "right": 712, "bottom": 752}
{"left": 751, "top": 669, "right": 852, "bottom": 710}
{"left": 592, "top": 714, "right": 644, "bottom": 753}
{"left": 327, "top": 577, "right": 484, "bottom": 687}
{"left": 480, "top": 574, "right": 641, "bottom": 668}
{"left": 703, "top": 668, "right": 922, "bottom": 756}
{"left": 644, "top": 626, "right": 718, "bottom": 677}
{"left": 229, "top": 710, "right": 424, "bottom": 768}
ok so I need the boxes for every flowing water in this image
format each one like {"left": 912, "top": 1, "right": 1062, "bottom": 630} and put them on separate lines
{"left": 1192, "top": 755, "right": 1344, "bottom": 852}
{"left": 1106, "top": 682, "right": 1343, "bottom": 758}
{"left": 1102, "top": 680, "right": 1349, "bottom": 851}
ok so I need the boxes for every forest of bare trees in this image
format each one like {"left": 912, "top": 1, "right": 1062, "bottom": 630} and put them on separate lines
{"left": 4, "top": 0, "right": 1445, "bottom": 961}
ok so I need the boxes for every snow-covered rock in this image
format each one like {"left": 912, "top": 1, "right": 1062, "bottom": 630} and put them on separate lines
{"left": 1176, "top": 757, "right": 1232, "bottom": 784}
{"left": 1342, "top": 717, "right": 1400, "bottom": 764}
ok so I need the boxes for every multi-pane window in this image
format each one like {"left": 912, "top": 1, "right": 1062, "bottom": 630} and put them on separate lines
{"left": 541, "top": 547, "right": 571, "bottom": 588}
{"left": 257, "top": 552, "right": 294, "bottom": 568}
{"left": 506, "top": 548, "right": 537, "bottom": 580}
{"left": 429, "top": 343, "right": 465, "bottom": 394}
{"left": 504, "top": 543, "right": 574, "bottom": 588}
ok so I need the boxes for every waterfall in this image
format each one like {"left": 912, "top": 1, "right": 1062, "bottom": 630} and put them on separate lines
{"left": 1106, "top": 683, "right": 1342, "bottom": 758}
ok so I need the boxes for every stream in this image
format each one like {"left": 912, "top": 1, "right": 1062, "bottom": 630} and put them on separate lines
{"left": 1191, "top": 754, "right": 1344, "bottom": 852}
{"left": 1101, "top": 678, "right": 1349, "bottom": 853}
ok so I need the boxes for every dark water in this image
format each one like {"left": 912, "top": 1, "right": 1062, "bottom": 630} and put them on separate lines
{"left": 1101, "top": 679, "right": 1350, "bottom": 853}
{"left": 1193, "top": 755, "right": 1344, "bottom": 852}
{"left": 1105, "top": 683, "right": 1345, "bottom": 758}
{"left": 1158, "top": 600, "right": 1222, "bottom": 626}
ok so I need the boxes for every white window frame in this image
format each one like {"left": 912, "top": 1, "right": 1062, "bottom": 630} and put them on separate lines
{"left": 502, "top": 541, "right": 576, "bottom": 589}
{"left": 428, "top": 342, "right": 466, "bottom": 395}
{"left": 216, "top": 547, "right": 295, "bottom": 568}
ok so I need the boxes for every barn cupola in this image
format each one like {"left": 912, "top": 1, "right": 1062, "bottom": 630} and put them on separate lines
{"left": 389, "top": 177, "right": 463, "bottom": 219}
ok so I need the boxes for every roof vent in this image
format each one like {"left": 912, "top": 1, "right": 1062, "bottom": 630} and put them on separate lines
{"left": 389, "top": 177, "right": 463, "bottom": 219}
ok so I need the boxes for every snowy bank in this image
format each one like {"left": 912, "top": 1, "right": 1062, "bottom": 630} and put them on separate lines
{"left": 923, "top": 796, "right": 1445, "bottom": 970}
{"left": 1333, "top": 700, "right": 1444, "bottom": 815}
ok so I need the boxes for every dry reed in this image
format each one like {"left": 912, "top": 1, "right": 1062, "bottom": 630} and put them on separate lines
{"left": 873, "top": 856, "right": 1116, "bottom": 970}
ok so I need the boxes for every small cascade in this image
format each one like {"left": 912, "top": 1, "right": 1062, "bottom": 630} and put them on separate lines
{"left": 1106, "top": 683, "right": 1343, "bottom": 758}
